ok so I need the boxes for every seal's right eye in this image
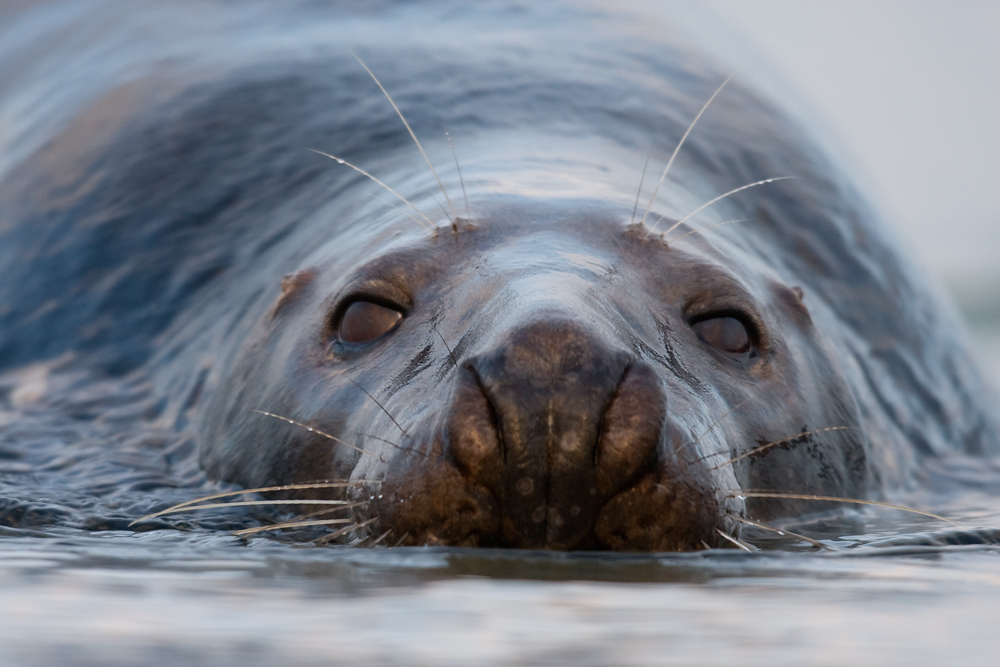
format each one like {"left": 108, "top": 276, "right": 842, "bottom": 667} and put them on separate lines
{"left": 338, "top": 301, "right": 403, "bottom": 344}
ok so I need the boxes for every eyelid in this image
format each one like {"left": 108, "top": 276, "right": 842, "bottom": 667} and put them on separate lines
{"left": 688, "top": 308, "right": 748, "bottom": 325}
{"left": 332, "top": 293, "right": 408, "bottom": 326}
{"left": 340, "top": 278, "right": 413, "bottom": 311}
{"left": 684, "top": 288, "right": 753, "bottom": 318}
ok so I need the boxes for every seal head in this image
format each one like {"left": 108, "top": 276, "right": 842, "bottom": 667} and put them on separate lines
{"left": 202, "top": 194, "right": 868, "bottom": 550}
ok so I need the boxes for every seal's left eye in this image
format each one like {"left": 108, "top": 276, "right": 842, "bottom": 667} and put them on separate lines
{"left": 339, "top": 301, "right": 403, "bottom": 344}
{"left": 691, "top": 316, "right": 751, "bottom": 356}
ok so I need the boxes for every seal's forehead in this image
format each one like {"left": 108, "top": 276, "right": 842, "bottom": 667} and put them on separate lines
{"left": 322, "top": 195, "right": 757, "bottom": 291}
{"left": 447, "top": 132, "right": 653, "bottom": 201}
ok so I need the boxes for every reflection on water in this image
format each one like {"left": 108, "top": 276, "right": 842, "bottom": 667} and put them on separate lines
{"left": 2, "top": 520, "right": 1000, "bottom": 666}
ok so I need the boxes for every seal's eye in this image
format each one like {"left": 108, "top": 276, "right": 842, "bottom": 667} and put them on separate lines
{"left": 338, "top": 301, "right": 403, "bottom": 344}
{"left": 691, "top": 316, "right": 751, "bottom": 356}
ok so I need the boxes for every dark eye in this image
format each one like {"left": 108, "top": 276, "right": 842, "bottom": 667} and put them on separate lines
{"left": 691, "top": 316, "right": 751, "bottom": 355}
{"left": 338, "top": 301, "right": 403, "bottom": 344}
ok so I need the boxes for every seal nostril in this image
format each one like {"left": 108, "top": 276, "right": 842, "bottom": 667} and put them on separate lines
{"left": 445, "top": 365, "right": 505, "bottom": 490}
{"left": 595, "top": 362, "right": 664, "bottom": 499}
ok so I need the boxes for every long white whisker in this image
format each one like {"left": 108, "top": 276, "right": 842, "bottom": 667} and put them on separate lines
{"left": 444, "top": 127, "right": 470, "bottom": 220}
{"left": 731, "top": 515, "right": 832, "bottom": 551}
{"left": 716, "top": 529, "right": 755, "bottom": 551}
{"left": 130, "top": 482, "right": 378, "bottom": 524}
{"left": 161, "top": 499, "right": 358, "bottom": 512}
{"left": 666, "top": 218, "right": 751, "bottom": 244}
{"left": 252, "top": 409, "right": 387, "bottom": 462}
{"left": 712, "top": 426, "right": 855, "bottom": 470}
{"left": 316, "top": 516, "right": 379, "bottom": 545}
{"left": 348, "top": 377, "right": 409, "bottom": 437}
{"left": 365, "top": 192, "right": 426, "bottom": 228}
{"left": 647, "top": 176, "right": 796, "bottom": 238}
{"left": 675, "top": 396, "right": 754, "bottom": 458}
{"left": 639, "top": 73, "right": 736, "bottom": 227}
{"left": 630, "top": 143, "right": 655, "bottom": 226}
{"left": 308, "top": 149, "right": 434, "bottom": 229}
{"left": 233, "top": 517, "right": 354, "bottom": 537}
{"left": 731, "top": 491, "right": 961, "bottom": 525}
{"left": 351, "top": 51, "right": 458, "bottom": 221}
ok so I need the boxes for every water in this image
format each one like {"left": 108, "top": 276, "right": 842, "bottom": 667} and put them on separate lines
{"left": 3, "top": 510, "right": 1000, "bottom": 665}
{"left": 2, "top": 2, "right": 1000, "bottom": 665}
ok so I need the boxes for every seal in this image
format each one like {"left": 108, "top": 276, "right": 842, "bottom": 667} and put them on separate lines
{"left": 1, "top": 1, "right": 997, "bottom": 550}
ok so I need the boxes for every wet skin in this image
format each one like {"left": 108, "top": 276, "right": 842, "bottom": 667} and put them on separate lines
{"left": 202, "top": 198, "right": 867, "bottom": 550}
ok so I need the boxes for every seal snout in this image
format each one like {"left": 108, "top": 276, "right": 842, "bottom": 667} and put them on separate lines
{"left": 446, "top": 316, "right": 661, "bottom": 549}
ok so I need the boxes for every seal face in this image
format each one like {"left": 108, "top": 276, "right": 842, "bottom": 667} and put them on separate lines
{"left": 202, "top": 200, "right": 870, "bottom": 550}
{"left": 2, "top": 1, "right": 997, "bottom": 550}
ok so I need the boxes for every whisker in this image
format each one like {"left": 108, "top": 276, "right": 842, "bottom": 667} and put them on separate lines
{"left": 294, "top": 504, "right": 363, "bottom": 521}
{"left": 392, "top": 532, "right": 411, "bottom": 547}
{"left": 152, "top": 499, "right": 358, "bottom": 513}
{"left": 348, "top": 377, "right": 409, "bottom": 437}
{"left": 444, "top": 127, "right": 470, "bottom": 221}
{"left": 316, "top": 516, "right": 379, "bottom": 545}
{"left": 730, "top": 515, "right": 832, "bottom": 551}
{"left": 253, "top": 409, "right": 387, "bottom": 463}
{"left": 647, "top": 176, "right": 796, "bottom": 238}
{"left": 368, "top": 529, "right": 393, "bottom": 547}
{"left": 429, "top": 196, "right": 452, "bottom": 221}
{"left": 666, "top": 217, "right": 752, "bottom": 244}
{"left": 711, "top": 426, "right": 856, "bottom": 470}
{"left": 630, "top": 143, "right": 655, "bottom": 226}
{"left": 352, "top": 430, "right": 411, "bottom": 453}
{"left": 365, "top": 191, "right": 426, "bottom": 229}
{"left": 675, "top": 396, "right": 754, "bottom": 458}
{"left": 351, "top": 51, "right": 458, "bottom": 221}
{"left": 130, "top": 481, "right": 378, "bottom": 524}
{"left": 730, "top": 491, "right": 961, "bottom": 526}
{"left": 233, "top": 516, "right": 355, "bottom": 537}
{"left": 716, "top": 529, "right": 755, "bottom": 552}
{"left": 308, "top": 149, "right": 434, "bottom": 228}
{"left": 639, "top": 72, "right": 736, "bottom": 228}
{"left": 432, "top": 323, "right": 459, "bottom": 368}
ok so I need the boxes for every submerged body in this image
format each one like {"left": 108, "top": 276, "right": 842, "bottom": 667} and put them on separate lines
{"left": 0, "top": 1, "right": 996, "bottom": 550}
